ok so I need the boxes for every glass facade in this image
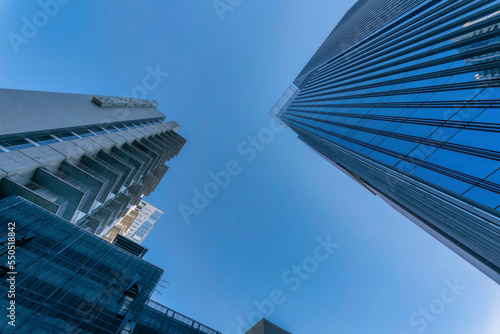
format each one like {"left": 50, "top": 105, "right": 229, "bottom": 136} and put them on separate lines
{"left": 0, "top": 196, "right": 162, "bottom": 333}
{"left": 0, "top": 196, "right": 222, "bottom": 334}
{"left": 276, "top": 0, "right": 500, "bottom": 283}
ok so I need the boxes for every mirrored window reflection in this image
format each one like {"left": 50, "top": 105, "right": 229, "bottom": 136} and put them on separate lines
{"left": 448, "top": 129, "right": 500, "bottom": 152}
{"left": 424, "top": 148, "right": 499, "bottom": 179}
{"left": 463, "top": 186, "right": 500, "bottom": 209}
{"left": 411, "top": 166, "right": 472, "bottom": 194}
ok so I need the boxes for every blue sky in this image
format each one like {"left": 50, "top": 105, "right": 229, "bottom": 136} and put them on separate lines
{"left": 1, "top": 1, "right": 500, "bottom": 333}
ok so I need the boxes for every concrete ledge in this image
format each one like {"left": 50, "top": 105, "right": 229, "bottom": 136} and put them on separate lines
{"left": 103, "top": 132, "right": 128, "bottom": 147}
{"left": 146, "top": 124, "right": 165, "bottom": 134}
{"left": 71, "top": 137, "right": 105, "bottom": 156}
{"left": 87, "top": 135, "right": 116, "bottom": 153}
{"left": 116, "top": 130, "right": 141, "bottom": 144}
{"left": 134, "top": 126, "right": 155, "bottom": 137}
{"left": 123, "top": 128, "right": 147, "bottom": 140}
{"left": 165, "top": 121, "right": 180, "bottom": 132}
{"left": 20, "top": 145, "right": 66, "bottom": 169}
{"left": 48, "top": 141, "right": 87, "bottom": 161}
{"left": 0, "top": 151, "right": 41, "bottom": 178}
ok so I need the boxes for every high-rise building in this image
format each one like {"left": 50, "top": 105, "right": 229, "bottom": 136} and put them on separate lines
{"left": 0, "top": 89, "right": 222, "bottom": 333}
{"left": 125, "top": 201, "right": 162, "bottom": 243}
{"left": 0, "top": 196, "right": 222, "bottom": 334}
{"left": 271, "top": 0, "right": 500, "bottom": 283}
{"left": 0, "top": 88, "right": 185, "bottom": 237}
{"left": 244, "top": 319, "right": 291, "bottom": 334}
{"left": 104, "top": 200, "right": 163, "bottom": 244}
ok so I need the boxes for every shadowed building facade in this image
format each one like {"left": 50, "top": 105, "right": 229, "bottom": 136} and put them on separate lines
{"left": 271, "top": 0, "right": 500, "bottom": 283}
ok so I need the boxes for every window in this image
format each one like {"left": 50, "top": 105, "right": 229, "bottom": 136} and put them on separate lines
{"left": 103, "top": 126, "right": 119, "bottom": 133}
{"left": 89, "top": 127, "right": 108, "bottom": 135}
{"left": 53, "top": 132, "right": 79, "bottom": 141}
{"left": 114, "top": 124, "right": 130, "bottom": 131}
{"left": 0, "top": 138, "right": 35, "bottom": 151}
{"left": 73, "top": 129, "right": 94, "bottom": 138}
{"left": 30, "top": 135, "right": 60, "bottom": 145}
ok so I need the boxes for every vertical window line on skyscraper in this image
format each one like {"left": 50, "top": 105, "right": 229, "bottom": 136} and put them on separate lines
{"left": 294, "top": 81, "right": 493, "bottom": 104}
{"left": 294, "top": 127, "right": 500, "bottom": 228}
{"left": 299, "top": 39, "right": 500, "bottom": 97}
{"left": 295, "top": 0, "right": 433, "bottom": 81}
{"left": 290, "top": 129, "right": 500, "bottom": 222}
{"left": 283, "top": 108, "right": 500, "bottom": 131}
{"left": 284, "top": 99, "right": 498, "bottom": 111}
{"left": 283, "top": 117, "right": 500, "bottom": 206}
{"left": 293, "top": 59, "right": 500, "bottom": 99}
{"left": 295, "top": 0, "right": 440, "bottom": 83}
{"left": 303, "top": 5, "right": 500, "bottom": 97}
{"left": 306, "top": 1, "right": 499, "bottom": 86}
{"left": 283, "top": 111, "right": 500, "bottom": 160}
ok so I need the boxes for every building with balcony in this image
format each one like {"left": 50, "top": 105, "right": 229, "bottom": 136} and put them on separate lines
{"left": 0, "top": 88, "right": 185, "bottom": 238}
{"left": 0, "top": 88, "right": 222, "bottom": 333}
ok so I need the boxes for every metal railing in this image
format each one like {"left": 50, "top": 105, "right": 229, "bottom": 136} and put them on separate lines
{"left": 146, "top": 300, "right": 222, "bottom": 334}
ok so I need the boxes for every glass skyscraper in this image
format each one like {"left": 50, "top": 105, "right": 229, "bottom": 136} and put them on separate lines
{"left": 271, "top": 0, "right": 500, "bottom": 283}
